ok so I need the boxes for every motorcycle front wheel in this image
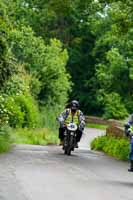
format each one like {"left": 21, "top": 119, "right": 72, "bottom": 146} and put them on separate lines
{"left": 66, "top": 135, "right": 74, "bottom": 155}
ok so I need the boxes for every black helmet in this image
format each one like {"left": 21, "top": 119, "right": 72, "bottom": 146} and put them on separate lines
{"left": 70, "top": 100, "right": 79, "bottom": 109}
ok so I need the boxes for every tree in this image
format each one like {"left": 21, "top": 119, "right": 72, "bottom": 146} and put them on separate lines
{"left": 0, "top": 3, "right": 16, "bottom": 90}
{"left": 91, "top": 0, "right": 133, "bottom": 117}
{"left": 9, "top": 26, "right": 71, "bottom": 108}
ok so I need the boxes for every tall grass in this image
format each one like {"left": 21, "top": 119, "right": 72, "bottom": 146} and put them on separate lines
{"left": 0, "top": 125, "right": 13, "bottom": 153}
{"left": 0, "top": 106, "right": 60, "bottom": 150}
{"left": 14, "top": 128, "right": 58, "bottom": 145}
{"left": 40, "top": 106, "right": 60, "bottom": 131}
{"left": 13, "top": 106, "right": 61, "bottom": 145}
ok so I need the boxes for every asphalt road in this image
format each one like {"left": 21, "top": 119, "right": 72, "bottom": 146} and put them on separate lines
{"left": 0, "top": 128, "right": 133, "bottom": 200}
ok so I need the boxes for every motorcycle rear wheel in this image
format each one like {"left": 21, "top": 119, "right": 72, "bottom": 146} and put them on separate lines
{"left": 64, "top": 149, "right": 67, "bottom": 154}
{"left": 67, "top": 148, "right": 71, "bottom": 155}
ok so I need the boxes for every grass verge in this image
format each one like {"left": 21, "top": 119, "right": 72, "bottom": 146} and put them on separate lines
{"left": 13, "top": 128, "right": 59, "bottom": 145}
{"left": 0, "top": 125, "right": 13, "bottom": 153}
{"left": 86, "top": 123, "right": 108, "bottom": 130}
{"left": 91, "top": 135, "right": 129, "bottom": 161}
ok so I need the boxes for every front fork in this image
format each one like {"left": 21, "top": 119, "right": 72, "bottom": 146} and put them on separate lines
{"left": 64, "top": 131, "right": 76, "bottom": 148}
{"left": 64, "top": 130, "right": 68, "bottom": 148}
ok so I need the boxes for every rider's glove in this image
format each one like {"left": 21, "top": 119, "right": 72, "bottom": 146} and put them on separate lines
{"left": 124, "top": 123, "right": 131, "bottom": 136}
{"left": 125, "top": 124, "right": 133, "bottom": 137}
{"left": 60, "top": 121, "right": 66, "bottom": 128}
{"left": 79, "top": 124, "right": 84, "bottom": 132}
{"left": 128, "top": 128, "right": 133, "bottom": 137}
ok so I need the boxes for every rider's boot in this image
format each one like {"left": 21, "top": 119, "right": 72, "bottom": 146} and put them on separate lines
{"left": 72, "top": 143, "right": 78, "bottom": 151}
{"left": 128, "top": 160, "right": 133, "bottom": 172}
{"left": 75, "top": 143, "right": 79, "bottom": 148}
{"left": 59, "top": 140, "right": 64, "bottom": 146}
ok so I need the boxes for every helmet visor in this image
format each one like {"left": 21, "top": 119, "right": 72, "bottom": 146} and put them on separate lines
{"left": 71, "top": 103, "right": 78, "bottom": 110}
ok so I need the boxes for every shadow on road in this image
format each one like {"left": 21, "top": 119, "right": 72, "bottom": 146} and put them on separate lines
{"left": 105, "top": 180, "right": 133, "bottom": 188}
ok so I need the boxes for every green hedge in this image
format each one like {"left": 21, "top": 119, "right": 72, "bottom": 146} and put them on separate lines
{"left": 91, "top": 135, "right": 130, "bottom": 161}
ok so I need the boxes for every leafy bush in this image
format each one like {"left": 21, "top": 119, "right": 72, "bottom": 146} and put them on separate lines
{"left": 2, "top": 72, "right": 30, "bottom": 96}
{"left": 91, "top": 135, "right": 130, "bottom": 161}
{"left": 103, "top": 93, "right": 128, "bottom": 119}
{"left": 14, "top": 95, "right": 40, "bottom": 128}
{"left": 91, "top": 135, "right": 107, "bottom": 151}
{"left": 0, "top": 94, "right": 24, "bottom": 126}
{"left": 0, "top": 125, "right": 13, "bottom": 152}
{"left": 0, "top": 94, "right": 40, "bottom": 128}
{"left": 29, "top": 76, "right": 41, "bottom": 99}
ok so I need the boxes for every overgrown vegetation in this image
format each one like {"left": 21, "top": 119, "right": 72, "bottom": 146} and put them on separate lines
{"left": 0, "top": 125, "right": 13, "bottom": 153}
{"left": 91, "top": 135, "right": 130, "bottom": 161}
{"left": 14, "top": 128, "right": 58, "bottom": 145}
{"left": 0, "top": 0, "right": 132, "bottom": 152}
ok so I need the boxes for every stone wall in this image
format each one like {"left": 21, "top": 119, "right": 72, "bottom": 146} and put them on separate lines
{"left": 85, "top": 116, "right": 123, "bottom": 127}
{"left": 85, "top": 116, "right": 125, "bottom": 138}
{"left": 85, "top": 116, "right": 108, "bottom": 125}
{"left": 106, "top": 125, "right": 125, "bottom": 138}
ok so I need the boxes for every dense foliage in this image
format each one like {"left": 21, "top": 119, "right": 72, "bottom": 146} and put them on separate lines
{"left": 0, "top": 0, "right": 133, "bottom": 151}
{"left": 0, "top": 0, "right": 71, "bottom": 150}
{"left": 91, "top": 135, "right": 130, "bottom": 160}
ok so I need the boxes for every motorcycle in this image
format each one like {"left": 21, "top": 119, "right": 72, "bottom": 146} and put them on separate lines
{"left": 63, "top": 123, "right": 78, "bottom": 155}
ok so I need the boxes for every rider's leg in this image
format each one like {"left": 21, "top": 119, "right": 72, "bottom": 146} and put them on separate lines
{"left": 75, "top": 129, "right": 83, "bottom": 147}
{"left": 59, "top": 127, "right": 65, "bottom": 145}
{"left": 76, "top": 129, "right": 83, "bottom": 142}
{"left": 128, "top": 138, "right": 133, "bottom": 172}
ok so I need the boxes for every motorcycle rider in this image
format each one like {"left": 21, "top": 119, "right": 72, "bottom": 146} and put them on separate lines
{"left": 58, "top": 100, "right": 85, "bottom": 147}
{"left": 125, "top": 114, "right": 133, "bottom": 172}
